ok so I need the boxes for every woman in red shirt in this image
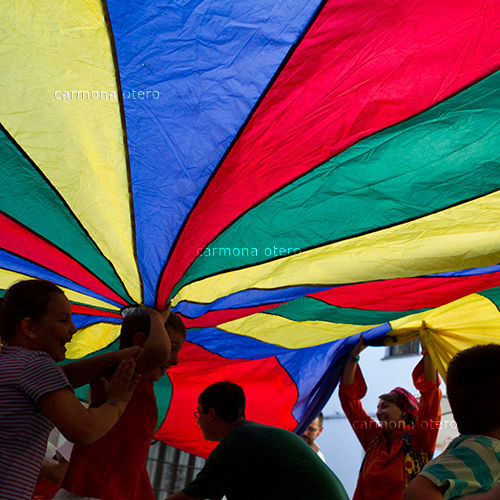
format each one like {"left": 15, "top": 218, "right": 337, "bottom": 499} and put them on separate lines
{"left": 339, "top": 324, "right": 441, "bottom": 500}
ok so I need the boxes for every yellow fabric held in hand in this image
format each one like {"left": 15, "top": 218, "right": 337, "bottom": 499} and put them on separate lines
{"left": 389, "top": 293, "right": 500, "bottom": 380}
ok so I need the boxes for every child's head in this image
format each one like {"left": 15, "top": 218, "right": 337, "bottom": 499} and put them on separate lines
{"left": 119, "top": 307, "right": 151, "bottom": 349}
{"left": 120, "top": 307, "right": 186, "bottom": 377}
{"left": 446, "top": 344, "right": 500, "bottom": 435}
{"left": 198, "top": 381, "right": 246, "bottom": 424}
{"left": 0, "top": 279, "right": 76, "bottom": 361}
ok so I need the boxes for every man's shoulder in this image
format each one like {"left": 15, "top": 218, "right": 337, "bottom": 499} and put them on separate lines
{"left": 229, "top": 420, "right": 295, "bottom": 439}
{"left": 423, "top": 433, "right": 500, "bottom": 475}
{"left": 234, "top": 420, "right": 290, "bottom": 432}
{"left": 222, "top": 420, "right": 307, "bottom": 454}
{"left": 447, "top": 434, "right": 500, "bottom": 452}
{"left": 420, "top": 433, "right": 500, "bottom": 497}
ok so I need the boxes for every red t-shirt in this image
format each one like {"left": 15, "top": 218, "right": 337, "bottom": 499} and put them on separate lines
{"left": 62, "top": 379, "right": 158, "bottom": 500}
{"left": 339, "top": 359, "right": 441, "bottom": 500}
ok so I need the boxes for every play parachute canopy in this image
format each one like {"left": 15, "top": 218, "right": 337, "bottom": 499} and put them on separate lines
{"left": 1, "top": 0, "right": 500, "bottom": 456}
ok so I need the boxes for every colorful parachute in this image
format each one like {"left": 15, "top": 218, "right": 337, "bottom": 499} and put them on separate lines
{"left": 2, "top": 1, "right": 500, "bottom": 457}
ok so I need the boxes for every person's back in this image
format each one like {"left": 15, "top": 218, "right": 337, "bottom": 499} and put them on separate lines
{"left": 174, "top": 381, "right": 347, "bottom": 500}
{"left": 199, "top": 420, "right": 347, "bottom": 500}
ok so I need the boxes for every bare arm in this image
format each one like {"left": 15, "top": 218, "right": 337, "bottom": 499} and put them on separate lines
{"left": 39, "top": 358, "right": 139, "bottom": 444}
{"left": 342, "top": 336, "right": 367, "bottom": 386}
{"left": 39, "top": 458, "right": 68, "bottom": 484}
{"left": 420, "top": 322, "right": 438, "bottom": 383}
{"left": 462, "top": 486, "right": 500, "bottom": 500}
{"left": 403, "top": 476, "right": 443, "bottom": 500}
{"left": 134, "top": 308, "right": 171, "bottom": 377}
{"left": 62, "top": 346, "right": 140, "bottom": 388}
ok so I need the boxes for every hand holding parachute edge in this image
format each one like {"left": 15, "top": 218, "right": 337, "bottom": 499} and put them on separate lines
{"left": 419, "top": 321, "right": 429, "bottom": 352}
{"left": 146, "top": 302, "right": 171, "bottom": 323}
{"left": 350, "top": 335, "right": 368, "bottom": 357}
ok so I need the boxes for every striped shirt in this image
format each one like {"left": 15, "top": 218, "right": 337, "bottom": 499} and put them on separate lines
{"left": 0, "top": 346, "right": 70, "bottom": 500}
{"left": 420, "top": 434, "right": 500, "bottom": 499}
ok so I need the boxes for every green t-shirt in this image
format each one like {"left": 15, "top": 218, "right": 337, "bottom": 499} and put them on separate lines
{"left": 183, "top": 420, "right": 348, "bottom": 500}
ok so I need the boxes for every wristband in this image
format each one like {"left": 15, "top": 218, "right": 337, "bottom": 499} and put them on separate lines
{"left": 421, "top": 349, "right": 429, "bottom": 356}
{"left": 105, "top": 400, "right": 122, "bottom": 419}
{"left": 349, "top": 354, "right": 360, "bottom": 363}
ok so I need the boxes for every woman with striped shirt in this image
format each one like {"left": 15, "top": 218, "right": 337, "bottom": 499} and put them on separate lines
{"left": 0, "top": 279, "right": 140, "bottom": 500}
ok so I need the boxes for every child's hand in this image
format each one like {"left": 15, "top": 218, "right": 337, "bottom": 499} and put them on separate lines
{"left": 145, "top": 304, "right": 171, "bottom": 322}
{"left": 419, "top": 321, "right": 428, "bottom": 351}
{"left": 103, "top": 357, "right": 141, "bottom": 405}
{"left": 159, "top": 301, "right": 171, "bottom": 322}
{"left": 351, "top": 335, "right": 367, "bottom": 357}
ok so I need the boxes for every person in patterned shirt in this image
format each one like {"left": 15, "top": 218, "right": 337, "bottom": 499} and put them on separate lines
{"left": 0, "top": 279, "right": 140, "bottom": 500}
{"left": 404, "top": 344, "right": 500, "bottom": 500}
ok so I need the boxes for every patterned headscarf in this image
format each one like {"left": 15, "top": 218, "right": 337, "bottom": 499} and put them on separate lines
{"left": 389, "top": 387, "right": 419, "bottom": 419}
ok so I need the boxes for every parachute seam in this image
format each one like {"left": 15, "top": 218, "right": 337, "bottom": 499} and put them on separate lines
{"left": 155, "top": 0, "right": 331, "bottom": 304}
{"left": 273, "top": 354, "right": 300, "bottom": 429}
{"left": 0, "top": 245, "right": 125, "bottom": 308}
{"left": 0, "top": 123, "right": 134, "bottom": 304}
{"left": 168, "top": 67, "right": 500, "bottom": 298}
{"left": 0, "top": 207, "right": 128, "bottom": 306}
{"left": 171, "top": 187, "right": 500, "bottom": 297}
{"left": 174, "top": 269, "right": 500, "bottom": 308}
{"left": 100, "top": 0, "right": 144, "bottom": 304}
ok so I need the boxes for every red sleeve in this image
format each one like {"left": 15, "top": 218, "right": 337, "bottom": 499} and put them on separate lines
{"left": 412, "top": 358, "right": 442, "bottom": 454}
{"left": 339, "top": 364, "right": 380, "bottom": 450}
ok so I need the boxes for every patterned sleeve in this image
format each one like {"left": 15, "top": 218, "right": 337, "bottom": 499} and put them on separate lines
{"left": 420, "top": 436, "right": 500, "bottom": 500}
{"left": 419, "top": 454, "right": 457, "bottom": 499}
{"left": 20, "top": 352, "right": 71, "bottom": 402}
{"left": 339, "top": 364, "right": 380, "bottom": 450}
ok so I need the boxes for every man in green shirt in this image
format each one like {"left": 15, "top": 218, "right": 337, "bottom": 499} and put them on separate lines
{"left": 165, "top": 381, "right": 348, "bottom": 500}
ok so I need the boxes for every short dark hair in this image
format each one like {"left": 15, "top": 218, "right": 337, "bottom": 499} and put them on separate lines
{"left": 447, "top": 344, "right": 500, "bottom": 434}
{"left": 119, "top": 308, "right": 186, "bottom": 349}
{"left": 119, "top": 307, "right": 150, "bottom": 348}
{"left": 166, "top": 312, "right": 186, "bottom": 338}
{"left": 317, "top": 412, "right": 324, "bottom": 427}
{"left": 0, "top": 279, "right": 64, "bottom": 343}
{"left": 199, "top": 382, "right": 245, "bottom": 423}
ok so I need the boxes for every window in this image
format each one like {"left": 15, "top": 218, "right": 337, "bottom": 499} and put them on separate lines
{"left": 386, "top": 338, "right": 419, "bottom": 357}
{"left": 146, "top": 441, "right": 205, "bottom": 498}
